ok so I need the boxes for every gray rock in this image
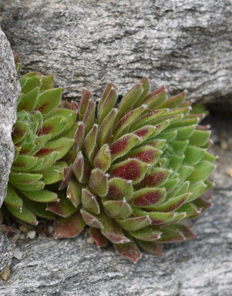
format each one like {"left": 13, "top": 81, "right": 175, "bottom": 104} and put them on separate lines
{"left": 0, "top": 28, "right": 20, "bottom": 207}
{"left": 0, "top": 232, "right": 13, "bottom": 274}
{"left": 0, "top": 27, "right": 19, "bottom": 276}
{"left": 1, "top": 0, "right": 231, "bottom": 106}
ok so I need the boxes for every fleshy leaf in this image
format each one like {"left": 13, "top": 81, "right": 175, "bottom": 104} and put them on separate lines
{"left": 58, "top": 165, "right": 73, "bottom": 190}
{"left": 145, "top": 89, "right": 167, "bottom": 110}
{"left": 12, "top": 155, "right": 38, "bottom": 172}
{"left": 168, "top": 224, "right": 197, "bottom": 241}
{"left": 141, "top": 167, "right": 172, "bottom": 187}
{"left": 83, "top": 99, "right": 96, "bottom": 135}
{"left": 73, "top": 122, "right": 85, "bottom": 153}
{"left": 98, "top": 83, "right": 117, "bottom": 115}
{"left": 101, "top": 218, "right": 131, "bottom": 244}
{"left": 187, "top": 160, "right": 216, "bottom": 182}
{"left": 157, "top": 91, "right": 185, "bottom": 109}
{"left": 72, "top": 151, "right": 92, "bottom": 183}
{"left": 187, "top": 181, "right": 207, "bottom": 202}
{"left": 94, "top": 144, "right": 111, "bottom": 173}
{"left": 83, "top": 124, "right": 98, "bottom": 164}
{"left": 89, "top": 168, "right": 108, "bottom": 197}
{"left": 90, "top": 227, "right": 108, "bottom": 248}
{"left": 55, "top": 211, "right": 86, "bottom": 238}
{"left": 102, "top": 198, "right": 132, "bottom": 218}
{"left": 9, "top": 172, "right": 43, "bottom": 185}
{"left": 23, "top": 198, "right": 57, "bottom": 220}
{"left": 176, "top": 203, "right": 200, "bottom": 219}
{"left": 32, "top": 151, "right": 59, "bottom": 171}
{"left": 21, "top": 189, "right": 59, "bottom": 203}
{"left": 97, "top": 108, "right": 118, "bottom": 147}
{"left": 157, "top": 226, "right": 185, "bottom": 243}
{"left": 110, "top": 134, "right": 141, "bottom": 162}
{"left": 176, "top": 126, "right": 195, "bottom": 140}
{"left": 80, "top": 208, "right": 104, "bottom": 229}
{"left": 4, "top": 184, "right": 23, "bottom": 209}
{"left": 37, "top": 116, "right": 68, "bottom": 138}
{"left": 177, "top": 165, "right": 194, "bottom": 184}
{"left": 128, "top": 188, "right": 166, "bottom": 208}
{"left": 113, "top": 104, "right": 147, "bottom": 141}
{"left": 116, "top": 215, "right": 151, "bottom": 231}
{"left": 114, "top": 83, "right": 143, "bottom": 127}
{"left": 169, "top": 140, "right": 189, "bottom": 155}
{"left": 66, "top": 178, "right": 82, "bottom": 207}
{"left": 13, "top": 181, "right": 45, "bottom": 192}
{"left": 189, "top": 130, "right": 211, "bottom": 147}
{"left": 42, "top": 164, "right": 65, "bottom": 184}
{"left": 183, "top": 146, "right": 206, "bottom": 165}
{"left": 129, "top": 226, "right": 162, "bottom": 241}
{"left": 191, "top": 197, "right": 211, "bottom": 216}
{"left": 114, "top": 240, "right": 142, "bottom": 263}
{"left": 36, "top": 138, "right": 74, "bottom": 160}
{"left": 7, "top": 204, "right": 38, "bottom": 225}
{"left": 40, "top": 74, "right": 54, "bottom": 92}
{"left": 129, "top": 109, "right": 168, "bottom": 132}
{"left": 151, "top": 192, "right": 191, "bottom": 212}
{"left": 110, "top": 159, "right": 149, "bottom": 184}
{"left": 133, "top": 76, "right": 151, "bottom": 108}
{"left": 34, "top": 88, "right": 62, "bottom": 115}
{"left": 133, "top": 208, "right": 176, "bottom": 225}
{"left": 107, "top": 178, "right": 133, "bottom": 200}
{"left": 98, "top": 88, "right": 118, "bottom": 125}
{"left": 133, "top": 125, "right": 157, "bottom": 142}
{"left": 47, "top": 190, "right": 77, "bottom": 217}
{"left": 21, "top": 75, "right": 41, "bottom": 95}
{"left": 12, "top": 121, "right": 29, "bottom": 144}
{"left": 124, "top": 146, "right": 162, "bottom": 165}
{"left": 79, "top": 89, "right": 92, "bottom": 120}
{"left": 82, "top": 188, "right": 100, "bottom": 214}
{"left": 136, "top": 240, "right": 163, "bottom": 257}
{"left": 30, "top": 134, "right": 51, "bottom": 156}
{"left": 17, "top": 87, "right": 40, "bottom": 112}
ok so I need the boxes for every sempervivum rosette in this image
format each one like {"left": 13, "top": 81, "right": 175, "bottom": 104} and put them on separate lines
{"left": 48, "top": 77, "right": 215, "bottom": 263}
{"left": 0, "top": 53, "right": 78, "bottom": 226}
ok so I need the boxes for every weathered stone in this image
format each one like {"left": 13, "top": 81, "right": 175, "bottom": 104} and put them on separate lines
{"left": 1, "top": 0, "right": 231, "bottom": 106}
{"left": 0, "top": 232, "right": 13, "bottom": 274}
{"left": 0, "top": 28, "right": 20, "bottom": 207}
{"left": 0, "top": 26, "right": 19, "bottom": 277}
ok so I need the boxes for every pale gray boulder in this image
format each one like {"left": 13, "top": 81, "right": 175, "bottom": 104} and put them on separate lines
{"left": 1, "top": 0, "right": 231, "bottom": 106}
{"left": 0, "top": 28, "right": 19, "bottom": 274}
{"left": 0, "top": 232, "right": 13, "bottom": 274}
{"left": 0, "top": 27, "right": 20, "bottom": 207}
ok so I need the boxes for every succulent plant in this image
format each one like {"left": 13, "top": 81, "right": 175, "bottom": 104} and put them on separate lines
{"left": 47, "top": 77, "right": 215, "bottom": 263}
{"left": 1, "top": 55, "right": 215, "bottom": 263}
{"left": 0, "top": 53, "right": 78, "bottom": 226}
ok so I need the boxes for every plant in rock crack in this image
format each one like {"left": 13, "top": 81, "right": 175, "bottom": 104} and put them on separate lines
{"left": 1, "top": 54, "right": 215, "bottom": 263}
{"left": 0, "top": 53, "right": 78, "bottom": 226}
{"left": 49, "top": 77, "right": 215, "bottom": 263}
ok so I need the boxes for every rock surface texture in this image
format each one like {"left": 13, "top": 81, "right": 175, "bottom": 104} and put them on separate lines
{"left": 0, "top": 28, "right": 18, "bottom": 274}
{"left": 1, "top": 0, "right": 231, "bottom": 106}
{"left": 0, "top": 0, "right": 232, "bottom": 295}
{"left": 0, "top": 28, "right": 20, "bottom": 207}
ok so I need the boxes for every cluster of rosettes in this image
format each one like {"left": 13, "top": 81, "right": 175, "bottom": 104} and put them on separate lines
{"left": 1, "top": 53, "right": 77, "bottom": 226}
{"left": 1, "top": 55, "right": 215, "bottom": 263}
{"left": 50, "top": 77, "right": 215, "bottom": 263}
